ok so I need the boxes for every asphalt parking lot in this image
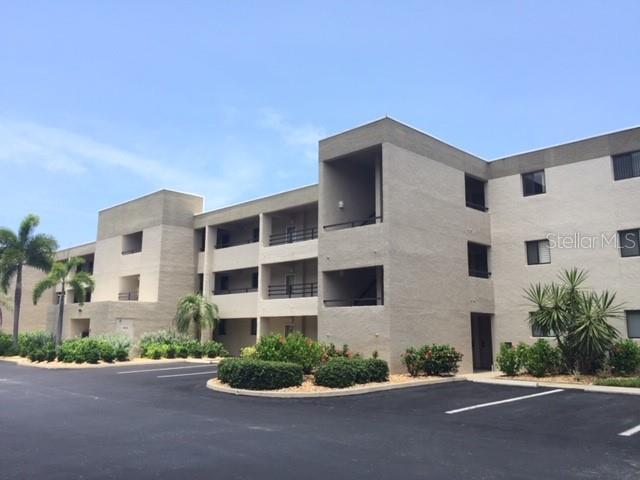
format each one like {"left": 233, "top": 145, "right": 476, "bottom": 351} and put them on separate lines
{"left": 0, "top": 361, "right": 638, "bottom": 479}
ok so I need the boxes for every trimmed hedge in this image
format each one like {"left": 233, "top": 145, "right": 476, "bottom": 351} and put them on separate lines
{"left": 17, "top": 332, "right": 56, "bottom": 362}
{"left": 255, "top": 332, "right": 324, "bottom": 374}
{"left": 314, "top": 357, "right": 390, "bottom": 388}
{"left": 0, "top": 332, "right": 15, "bottom": 356}
{"left": 402, "top": 344, "right": 463, "bottom": 377}
{"left": 608, "top": 340, "right": 640, "bottom": 376}
{"left": 218, "top": 358, "right": 303, "bottom": 390}
{"left": 594, "top": 377, "right": 640, "bottom": 388}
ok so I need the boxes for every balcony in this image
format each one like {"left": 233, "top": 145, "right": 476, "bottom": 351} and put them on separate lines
{"left": 269, "top": 227, "right": 318, "bottom": 246}
{"left": 323, "top": 215, "right": 382, "bottom": 232}
{"left": 323, "top": 266, "right": 383, "bottom": 308}
{"left": 211, "top": 269, "right": 259, "bottom": 318}
{"left": 268, "top": 282, "right": 318, "bottom": 298}
{"left": 213, "top": 286, "right": 258, "bottom": 295}
{"left": 214, "top": 217, "right": 259, "bottom": 249}
{"left": 122, "top": 231, "right": 143, "bottom": 255}
{"left": 118, "top": 291, "right": 139, "bottom": 301}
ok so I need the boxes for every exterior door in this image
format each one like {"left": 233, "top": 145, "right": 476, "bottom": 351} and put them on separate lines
{"left": 471, "top": 313, "right": 493, "bottom": 371}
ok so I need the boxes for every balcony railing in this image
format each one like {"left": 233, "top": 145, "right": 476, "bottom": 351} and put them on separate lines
{"left": 118, "top": 291, "right": 139, "bottom": 301}
{"left": 469, "top": 269, "right": 491, "bottom": 279}
{"left": 121, "top": 248, "right": 142, "bottom": 255}
{"left": 212, "top": 287, "right": 258, "bottom": 295}
{"left": 465, "top": 201, "right": 489, "bottom": 212}
{"left": 323, "top": 215, "right": 382, "bottom": 232}
{"left": 269, "top": 227, "right": 318, "bottom": 246}
{"left": 268, "top": 282, "right": 318, "bottom": 298}
{"left": 215, "top": 239, "right": 259, "bottom": 249}
{"left": 323, "top": 297, "right": 382, "bottom": 307}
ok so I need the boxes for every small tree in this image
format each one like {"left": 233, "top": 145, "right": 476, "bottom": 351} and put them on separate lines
{"left": 0, "top": 214, "right": 58, "bottom": 345}
{"left": 525, "top": 268, "right": 623, "bottom": 373}
{"left": 33, "top": 257, "right": 95, "bottom": 346}
{"left": 175, "top": 293, "right": 219, "bottom": 342}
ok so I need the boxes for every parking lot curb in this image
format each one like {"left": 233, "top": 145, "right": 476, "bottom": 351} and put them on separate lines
{"left": 207, "top": 376, "right": 465, "bottom": 398}
{"left": 467, "top": 377, "right": 640, "bottom": 396}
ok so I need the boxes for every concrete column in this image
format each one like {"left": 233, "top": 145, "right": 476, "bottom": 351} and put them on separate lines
{"left": 375, "top": 154, "right": 383, "bottom": 223}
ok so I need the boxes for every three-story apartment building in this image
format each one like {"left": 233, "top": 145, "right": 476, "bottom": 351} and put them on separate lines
{"left": 5, "top": 117, "right": 640, "bottom": 372}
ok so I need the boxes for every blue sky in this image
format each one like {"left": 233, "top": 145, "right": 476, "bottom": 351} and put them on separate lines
{"left": 1, "top": 1, "right": 639, "bottom": 247}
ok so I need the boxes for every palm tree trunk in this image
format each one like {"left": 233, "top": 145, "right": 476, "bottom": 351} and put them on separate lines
{"left": 12, "top": 265, "right": 22, "bottom": 346}
{"left": 55, "top": 290, "right": 65, "bottom": 347}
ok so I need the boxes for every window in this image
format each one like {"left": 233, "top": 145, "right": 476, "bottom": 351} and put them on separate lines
{"left": 613, "top": 151, "right": 640, "bottom": 181}
{"left": 522, "top": 170, "right": 546, "bottom": 196}
{"left": 619, "top": 229, "right": 640, "bottom": 257}
{"left": 217, "top": 319, "right": 226, "bottom": 336}
{"left": 468, "top": 242, "right": 490, "bottom": 278}
{"left": 532, "top": 324, "right": 554, "bottom": 337}
{"left": 526, "top": 240, "right": 551, "bottom": 265}
{"left": 122, "top": 231, "right": 143, "bottom": 255}
{"left": 465, "top": 175, "right": 487, "bottom": 211}
{"left": 250, "top": 318, "right": 257, "bottom": 336}
{"left": 196, "top": 228, "right": 206, "bottom": 252}
{"left": 197, "top": 274, "right": 204, "bottom": 295}
{"left": 251, "top": 272, "right": 259, "bottom": 289}
{"left": 627, "top": 311, "right": 640, "bottom": 338}
{"left": 252, "top": 227, "right": 260, "bottom": 242}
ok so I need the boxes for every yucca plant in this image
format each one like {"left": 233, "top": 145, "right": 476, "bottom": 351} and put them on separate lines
{"left": 524, "top": 268, "right": 622, "bottom": 373}
{"left": 33, "top": 257, "right": 95, "bottom": 346}
{"left": 175, "top": 293, "right": 219, "bottom": 342}
{"left": 0, "top": 214, "right": 58, "bottom": 345}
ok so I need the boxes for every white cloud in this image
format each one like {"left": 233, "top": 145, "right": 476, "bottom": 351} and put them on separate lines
{"left": 257, "top": 109, "right": 326, "bottom": 161}
{"left": 0, "top": 119, "right": 264, "bottom": 207}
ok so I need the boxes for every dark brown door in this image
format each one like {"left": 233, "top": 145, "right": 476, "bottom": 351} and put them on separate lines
{"left": 471, "top": 313, "right": 493, "bottom": 371}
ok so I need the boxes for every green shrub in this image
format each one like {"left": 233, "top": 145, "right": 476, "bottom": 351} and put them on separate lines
{"left": 94, "top": 333, "right": 131, "bottom": 362}
{"left": 497, "top": 343, "right": 521, "bottom": 376}
{"left": 523, "top": 339, "right": 562, "bottom": 377}
{"left": 240, "top": 346, "right": 257, "bottom": 358}
{"left": 203, "top": 341, "right": 228, "bottom": 358}
{"left": 402, "top": 347, "right": 422, "bottom": 377}
{"left": 58, "top": 337, "right": 118, "bottom": 364}
{"left": 0, "top": 332, "right": 15, "bottom": 356}
{"left": 97, "top": 341, "right": 116, "bottom": 363}
{"left": 423, "top": 344, "right": 463, "bottom": 375}
{"left": 359, "top": 358, "right": 389, "bottom": 383}
{"left": 18, "top": 332, "right": 55, "bottom": 360}
{"left": 218, "top": 358, "right": 303, "bottom": 390}
{"left": 593, "top": 377, "right": 640, "bottom": 388}
{"left": 138, "top": 330, "right": 191, "bottom": 357}
{"left": 255, "top": 333, "right": 324, "bottom": 374}
{"left": 608, "top": 340, "right": 640, "bottom": 376}
{"left": 314, "top": 357, "right": 359, "bottom": 388}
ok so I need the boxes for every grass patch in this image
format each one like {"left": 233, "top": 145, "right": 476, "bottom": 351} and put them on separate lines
{"left": 593, "top": 377, "right": 640, "bottom": 388}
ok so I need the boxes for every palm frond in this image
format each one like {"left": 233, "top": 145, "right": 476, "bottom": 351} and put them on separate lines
{"left": 0, "top": 228, "right": 18, "bottom": 249}
{"left": 25, "top": 234, "right": 58, "bottom": 272}
{"left": 18, "top": 214, "right": 40, "bottom": 244}
{"left": 32, "top": 276, "right": 59, "bottom": 305}
{"left": 175, "top": 294, "right": 219, "bottom": 337}
{"left": 69, "top": 271, "right": 95, "bottom": 305}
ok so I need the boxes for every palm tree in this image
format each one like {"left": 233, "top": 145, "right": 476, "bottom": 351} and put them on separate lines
{"left": 0, "top": 214, "right": 58, "bottom": 345}
{"left": 0, "top": 291, "right": 11, "bottom": 329}
{"left": 524, "top": 268, "right": 623, "bottom": 373}
{"left": 32, "top": 257, "right": 95, "bottom": 346}
{"left": 175, "top": 293, "right": 219, "bottom": 342}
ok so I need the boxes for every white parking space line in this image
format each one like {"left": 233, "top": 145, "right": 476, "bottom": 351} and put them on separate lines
{"left": 117, "top": 365, "right": 217, "bottom": 375}
{"left": 157, "top": 370, "right": 218, "bottom": 379}
{"left": 445, "top": 389, "right": 564, "bottom": 414}
{"left": 619, "top": 424, "right": 640, "bottom": 437}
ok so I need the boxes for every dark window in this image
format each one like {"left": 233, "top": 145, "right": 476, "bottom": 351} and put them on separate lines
{"left": 613, "top": 151, "right": 640, "bottom": 181}
{"left": 522, "top": 170, "right": 546, "bottom": 196}
{"left": 216, "top": 230, "right": 230, "bottom": 248}
{"left": 250, "top": 318, "right": 257, "bottom": 336}
{"left": 217, "top": 319, "right": 226, "bottom": 335}
{"left": 627, "top": 311, "right": 640, "bottom": 338}
{"left": 468, "top": 242, "right": 490, "bottom": 278}
{"left": 197, "top": 274, "right": 204, "bottom": 294}
{"left": 252, "top": 227, "right": 260, "bottom": 242}
{"left": 532, "top": 324, "right": 554, "bottom": 337}
{"left": 526, "top": 240, "right": 551, "bottom": 265}
{"left": 251, "top": 272, "right": 259, "bottom": 289}
{"left": 465, "top": 175, "right": 487, "bottom": 211}
{"left": 619, "top": 229, "right": 640, "bottom": 257}
{"left": 219, "top": 275, "right": 230, "bottom": 291}
{"left": 196, "top": 228, "right": 206, "bottom": 252}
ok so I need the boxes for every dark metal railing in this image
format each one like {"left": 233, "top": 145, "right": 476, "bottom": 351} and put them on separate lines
{"left": 215, "top": 238, "right": 259, "bottom": 249}
{"left": 323, "top": 297, "right": 383, "bottom": 307}
{"left": 269, "top": 227, "right": 318, "bottom": 246}
{"left": 212, "top": 287, "right": 258, "bottom": 295}
{"left": 465, "top": 201, "right": 489, "bottom": 212}
{"left": 469, "top": 269, "right": 491, "bottom": 279}
{"left": 323, "top": 215, "right": 382, "bottom": 231}
{"left": 121, "top": 248, "right": 142, "bottom": 255}
{"left": 118, "top": 291, "right": 139, "bottom": 301}
{"left": 268, "top": 282, "right": 318, "bottom": 298}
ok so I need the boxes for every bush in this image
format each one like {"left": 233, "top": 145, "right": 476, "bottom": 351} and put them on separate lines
{"left": 497, "top": 343, "right": 521, "bottom": 376}
{"left": 0, "top": 332, "right": 15, "bottom": 356}
{"left": 314, "top": 357, "right": 359, "bottom": 388}
{"left": 218, "top": 358, "right": 303, "bottom": 390}
{"left": 18, "top": 332, "right": 55, "bottom": 360}
{"left": 320, "top": 343, "right": 355, "bottom": 360}
{"left": 94, "top": 333, "right": 131, "bottom": 362}
{"left": 240, "top": 346, "right": 257, "bottom": 358}
{"left": 523, "top": 339, "right": 562, "bottom": 377}
{"left": 594, "top": 377, "right": 640, "bottom": 388}
{"left": 402, "top": 347, "right": 422, "bottom": 377}
{"left": 359, "top": 358, "right": 389, "bottom": 383}
{"left": 138, "top": 330, "right": 191, "bottom": 357}
{"left": 202, "top": 341, "right": 228, "bottom": 358}
{"left": 58, "top": 337, "right": 117, "bottom": 364}
{"left": 255, "top": 333, "right": 324, "bottom": 374}
{"left": 608, "top": 340, "right": 640, "bottom": 376}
